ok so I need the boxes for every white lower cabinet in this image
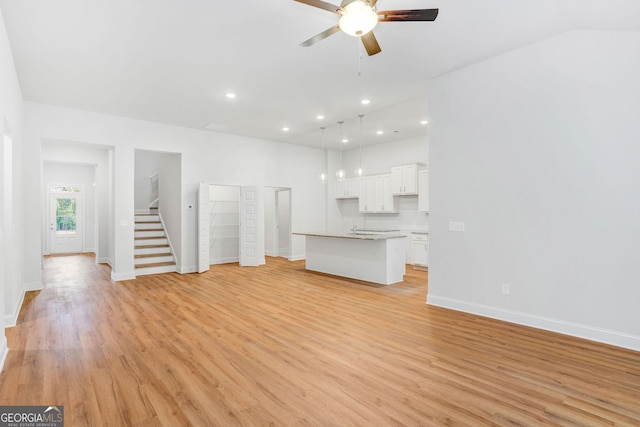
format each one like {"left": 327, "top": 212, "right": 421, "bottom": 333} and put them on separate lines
{"left": 412, "top": 233, "right": 428, "bottom": 268}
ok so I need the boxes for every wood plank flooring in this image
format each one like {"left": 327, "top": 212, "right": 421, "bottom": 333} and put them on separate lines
{"left": 1, "top": 253, "right": 639, "bottom": 426}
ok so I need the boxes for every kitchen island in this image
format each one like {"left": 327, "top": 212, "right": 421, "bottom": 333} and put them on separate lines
{"left": 293, "top": 231, "right": 406, "bottom": 285}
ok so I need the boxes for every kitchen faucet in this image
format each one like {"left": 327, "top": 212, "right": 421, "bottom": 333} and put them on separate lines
{"left": 351, "top": 225, "right": 357, "bottom": 236}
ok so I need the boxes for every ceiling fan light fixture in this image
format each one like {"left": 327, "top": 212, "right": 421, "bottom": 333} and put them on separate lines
{"left": 338, "top": 1, "right": 379, "bottom": 37}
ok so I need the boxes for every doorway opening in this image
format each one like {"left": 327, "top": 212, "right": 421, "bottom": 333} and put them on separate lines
{"left": 265, "top": 187, "right": 292, "bottom": 261}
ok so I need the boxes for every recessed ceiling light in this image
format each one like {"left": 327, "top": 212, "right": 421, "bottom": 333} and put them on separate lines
{"left": 420, "top": 120, "right": 429, "bottom": 125}
{"left": 342, "top": 138, "right": 349, "bottom": 143}
{"left": 361, "top": 99, "right": 370, "bottom": 105}
{"left": 316, "top": 115, "right": 325, "bottom": 120}
{"left": 282, "top": 127, "right": 290, "bottom": 132}
{"left": 376, "top": 130, "right": 383, "bottom": 135}
{"left": 226, "top": 92, "right": 236, "bottom": 99}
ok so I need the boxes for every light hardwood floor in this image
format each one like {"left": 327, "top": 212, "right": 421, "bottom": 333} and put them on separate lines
{"left": 1, "top": 254, "right": 639, "bottom": 426}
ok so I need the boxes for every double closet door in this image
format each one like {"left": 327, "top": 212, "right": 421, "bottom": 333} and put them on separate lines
{"left": 198, "top": 183, "right": 262, "bottom": 273}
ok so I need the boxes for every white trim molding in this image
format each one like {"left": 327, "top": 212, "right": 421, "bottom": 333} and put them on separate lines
{"left": 111, "top": 271, "right": 136, "bottom": 282}
{"left": 427, "top": 295, "right": 640, "bottom": 352}
{"left": 0, "top": 335, "right": 8, "bottom": 373}
{"left": 97, "top": 257, "right": 113, "bottom": 266}
{"left": 5, "top": 289, "right": 26, "bottom": 328}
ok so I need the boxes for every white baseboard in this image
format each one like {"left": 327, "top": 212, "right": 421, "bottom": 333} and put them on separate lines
{"left": 97, "top": 257, "right": 112, "bottom": 266}
{"left": 289, "top": 254, "right": 305, "bottom": 261}
{"left": 210, "top": 257, "right": 239, "bottom": 265}
{"left": 178, "top": 265, "right": 197, "bottom": 274}
{"left": 84, "top": 248, "right": 96, "bottom": 254}
{"left": 278, "top": 249, "right": 290, "bottom": 257}
{"left": 0, "top": 335, "right": 8, "bottom": 373}
{"left": 5, "top": 289, "right": 26, "bottom": 328}
{"left": 427, "top": 295, "right": 640, "bottom": 352}
{"left": 111, "top": 271, "right": 136, "bottom": 281}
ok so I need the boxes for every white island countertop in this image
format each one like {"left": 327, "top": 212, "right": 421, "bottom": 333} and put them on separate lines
{"left": 293, "top": 230, "right": 405, "bottom": 240}
{"left": 294, "top": 231, "right": 407, "bottom": 285}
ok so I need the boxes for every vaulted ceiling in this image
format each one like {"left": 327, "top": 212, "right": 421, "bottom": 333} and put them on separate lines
{"left": 1, "top": 0, "right": 638, "bottom": 149}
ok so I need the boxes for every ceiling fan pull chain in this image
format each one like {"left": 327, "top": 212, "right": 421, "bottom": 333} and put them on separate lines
{"left": 357, "top": 41, "right": 363, "bottom": 77}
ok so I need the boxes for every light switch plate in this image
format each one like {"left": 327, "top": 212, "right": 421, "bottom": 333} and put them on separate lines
{"left": 120, "top": 219, "right": 128, "bottom": 227}
{"left": 449, "top": 221, "right": 465, "bottom": 232}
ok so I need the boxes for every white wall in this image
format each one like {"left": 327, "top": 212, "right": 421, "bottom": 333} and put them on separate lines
{"left": 427, "top": 30, "right": 640, "bottom": 351}
{"left": 22, "top": 102, "right": 327, "bottom": 280}
{"left": 42, "top": 162, "right": 97, "bottom": 253}
{"left": 157, "top": 153, "right": 181, "bottom": 265}
{"left": 134, "top": 150, "right": 159, "bottom": 211}
{"left": 341, "top": 135, "right": 428, "bottom": 177}
{"left": 0, "top": 6, "right": 24, "bottom": 357}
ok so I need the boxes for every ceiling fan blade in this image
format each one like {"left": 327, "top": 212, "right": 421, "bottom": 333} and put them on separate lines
{"left": 377, "top": 8, "right": 439, "bottom": 22}
{"left": 361, "top": 31, "right": 381, "bottom": 56}
{"left": 300, "top": 25, "right": 341, "bottom": 47}
{"left": 293, "top": 0, "right": 342, "bottom": 14}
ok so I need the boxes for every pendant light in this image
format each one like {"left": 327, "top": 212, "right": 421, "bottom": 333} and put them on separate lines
{"left": 336, "top": 121, "right": 346, "bottom": 181}
{"left": 355, "top": 114, "right": 365, "bottom": 177}
{"left": 319, "top": 126, "right": 327, "bottom": 183}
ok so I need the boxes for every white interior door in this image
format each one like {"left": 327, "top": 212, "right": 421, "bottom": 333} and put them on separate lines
{"left": 49, "top": 193, "right": 83, "bottom": 254}
{"left": 197, "top": 181, "right": 210, "bottom": 273}
{"left": 239, "top": 186, "right": 261, "bottom": 267}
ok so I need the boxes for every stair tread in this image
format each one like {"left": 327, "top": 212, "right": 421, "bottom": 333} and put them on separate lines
{"left": 135, "top": 261, "right": 176, "bottom": 269}
{"left": 135, "top": 253, "right": 172, "bottom": 259}
{"left": 133, "top": 214, "right": 174, "bottom": 275}
{"left": 135, "top": 244, "right": 170, "bottom": 249}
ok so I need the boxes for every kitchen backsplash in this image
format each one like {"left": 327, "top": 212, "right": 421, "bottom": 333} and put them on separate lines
{"left": 337, "top": 197, "right": 428, "bottom": 233}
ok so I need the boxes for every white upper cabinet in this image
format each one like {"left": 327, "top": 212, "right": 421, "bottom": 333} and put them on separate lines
{"left": 359, "top": 174, "right": 394, "bottom": 213}
{"left": 335, "top": 177, "right": 359, "bottom": 199}
{"left": 418, "top": 170, "right": 429, "bottom": 212}
{"left": 391, "top": 164, "right": 420, "bottom": 195}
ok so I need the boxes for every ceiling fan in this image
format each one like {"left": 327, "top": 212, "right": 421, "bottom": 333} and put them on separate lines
{"left": 294, "top": 0, "right": 439, "bottom": 56}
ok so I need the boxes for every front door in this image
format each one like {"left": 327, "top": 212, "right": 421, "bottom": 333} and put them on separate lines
{"left": 49, "top": 193, "right": 83, "bottom": 254}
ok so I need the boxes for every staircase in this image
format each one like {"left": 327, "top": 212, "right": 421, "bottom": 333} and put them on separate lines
{"left": 134, "top": 211, "right": 176, "bottom": 276}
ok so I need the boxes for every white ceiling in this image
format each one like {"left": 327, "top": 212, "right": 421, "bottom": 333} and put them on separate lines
{"left": 1, "top": 0, "right": 639, "bottom": 150}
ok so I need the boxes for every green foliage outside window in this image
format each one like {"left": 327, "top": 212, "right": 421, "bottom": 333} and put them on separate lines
{"left": 56, "top": 198, "right": 77, "bottom": 232}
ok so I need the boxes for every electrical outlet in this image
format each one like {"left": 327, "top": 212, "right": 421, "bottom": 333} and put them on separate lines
{"left": 501, "top": 284, "right": 510, "bottom": 295}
